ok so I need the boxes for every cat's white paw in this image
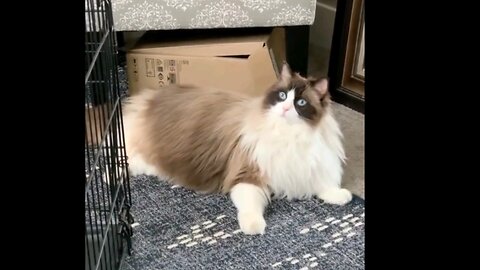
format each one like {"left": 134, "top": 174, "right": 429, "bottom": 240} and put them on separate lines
{"left": 318, "top": 188, "right": 352, "bottom": 205}
{"left": 238, "top": 212, "right": 266, "bottom": 235}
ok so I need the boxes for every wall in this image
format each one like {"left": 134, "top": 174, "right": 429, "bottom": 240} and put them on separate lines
{"left": 308, "top": 0, "right": 337, "bottom": 77}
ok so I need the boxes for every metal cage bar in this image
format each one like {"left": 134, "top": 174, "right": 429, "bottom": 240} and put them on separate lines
{"left": 85, "top": 1, "right": 133, "bottom": 270}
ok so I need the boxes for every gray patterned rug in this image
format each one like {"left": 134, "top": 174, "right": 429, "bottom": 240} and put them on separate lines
{"left": 120, "top": 175, "right": 365, "bottom": 270}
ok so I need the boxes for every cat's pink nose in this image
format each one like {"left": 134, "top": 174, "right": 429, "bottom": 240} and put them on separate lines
{"left": 282, "top": 104, "right": 291, "bottom": 111}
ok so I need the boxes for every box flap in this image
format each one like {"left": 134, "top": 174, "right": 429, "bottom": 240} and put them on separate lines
{"left": 130, "top": 30, "right": 271, "bottom": 57}
{"left": 266, "top": 27, "right": 286, "bottom": 77}
{"left": 247, "top": 47, "right": 278, "bottom": 96}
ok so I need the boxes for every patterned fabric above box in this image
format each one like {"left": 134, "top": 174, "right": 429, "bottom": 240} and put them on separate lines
{"left": 112, "top": 0, "right": 317, "bottom": 31}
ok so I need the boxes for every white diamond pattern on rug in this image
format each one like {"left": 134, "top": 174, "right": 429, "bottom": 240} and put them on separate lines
{"left": 165, "top": 215, "right": 238, "bottom": 250}
{"left": 120, "top": 172, "right": 363, "bottom": 269}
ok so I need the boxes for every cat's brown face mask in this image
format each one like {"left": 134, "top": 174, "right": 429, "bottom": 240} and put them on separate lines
{"left": 263, "top": 63, "right": 331, "bottom": 126}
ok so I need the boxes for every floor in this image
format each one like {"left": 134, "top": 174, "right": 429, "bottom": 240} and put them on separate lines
{"left": 331, "top": 102, "right": 364, "bottom": 198}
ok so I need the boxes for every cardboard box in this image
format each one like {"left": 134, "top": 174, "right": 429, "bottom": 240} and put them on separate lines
{"left": 126, "top": 28, "right": 285, "bottom": 97}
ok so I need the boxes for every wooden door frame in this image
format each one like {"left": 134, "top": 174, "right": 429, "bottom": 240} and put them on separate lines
{"left": 329, "top": 0, "right": 365, "bottom": 113}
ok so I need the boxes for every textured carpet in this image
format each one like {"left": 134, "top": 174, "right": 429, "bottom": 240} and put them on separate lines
{"left": 121, "top": 176, "right": 364, "bottom": 270}
{"left": 331, "top": 103, "right": 364, "bottom": 199}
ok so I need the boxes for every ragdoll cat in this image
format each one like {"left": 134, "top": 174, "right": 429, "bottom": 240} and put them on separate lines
{"left": 122, "top": 63, "right": 352, "bottom": 235}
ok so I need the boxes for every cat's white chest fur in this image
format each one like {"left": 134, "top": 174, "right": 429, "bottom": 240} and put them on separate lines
{"left": 240, "top": 112, "right": 345, "bottom": 200}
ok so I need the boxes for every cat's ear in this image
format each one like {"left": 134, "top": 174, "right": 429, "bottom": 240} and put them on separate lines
{"left": 280, "top": 62, "right": 292, "bottom": 83}
{"left": 311, "top": 78, "right": 329, "bottom": 98}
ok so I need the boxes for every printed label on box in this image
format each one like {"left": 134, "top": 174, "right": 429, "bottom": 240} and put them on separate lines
{"left": 146, "top": 58, "right": 155, "bottom": 77}
{"left": 157, "top": 59, "right": 184, "bottom": 86}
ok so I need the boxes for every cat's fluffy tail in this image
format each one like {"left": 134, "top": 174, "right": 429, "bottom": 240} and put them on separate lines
{"left": 85, "top": 102, "right": 129, "bottom": 186}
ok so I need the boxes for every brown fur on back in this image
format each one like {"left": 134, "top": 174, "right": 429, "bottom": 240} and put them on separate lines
{"left": 124, "top": 86, "right": 265, "bottom": 193}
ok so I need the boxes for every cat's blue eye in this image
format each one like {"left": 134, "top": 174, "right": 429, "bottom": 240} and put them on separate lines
{"left": 278, "top": 91, "right": 287, "bottom": 100}
{"left": 297, "top": 99, "right": 307, "bottom": 106}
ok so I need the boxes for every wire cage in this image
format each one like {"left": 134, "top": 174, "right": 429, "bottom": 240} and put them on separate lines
{"left": 85, "top": 0, "right": 133, "bottom": 270}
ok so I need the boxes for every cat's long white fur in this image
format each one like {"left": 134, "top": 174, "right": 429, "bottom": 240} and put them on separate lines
{"left": 230, "top": 183, "right": 269, "bottom": 235}
{"left": 240, "top": 91, "right": 346, "bottom": 200}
